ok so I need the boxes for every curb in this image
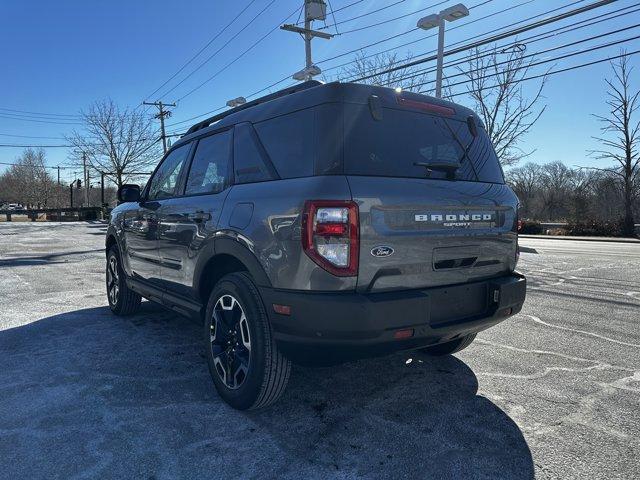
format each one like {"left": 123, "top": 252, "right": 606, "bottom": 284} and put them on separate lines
{"left": 519, "top": 234, "right": 640, "bottom": 244}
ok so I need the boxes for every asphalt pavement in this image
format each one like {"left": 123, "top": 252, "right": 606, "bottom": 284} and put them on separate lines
{"left": 0, "top": 223, "right": 638, "bottom": 479}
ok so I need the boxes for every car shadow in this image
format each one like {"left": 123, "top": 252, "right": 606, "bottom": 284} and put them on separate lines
{"left": 0, "top": 249, "right": 103, "bottom": 267}
{"left": 0, "top": 304, "right": 533, "bottom": 479}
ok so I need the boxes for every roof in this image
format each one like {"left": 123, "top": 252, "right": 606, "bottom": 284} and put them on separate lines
{"left": 174, "top": 81, "right": 478, "bottom": 147}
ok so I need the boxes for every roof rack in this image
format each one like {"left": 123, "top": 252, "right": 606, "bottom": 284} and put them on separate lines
{"left": 184, "top": 80, "right": 324, "bottom": 136}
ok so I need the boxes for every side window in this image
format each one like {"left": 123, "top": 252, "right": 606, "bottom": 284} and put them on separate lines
{"left": 185, "top": 130, "right": 232, "bottom": 195}
{"left": 234, "top": 123, "right": 274, "bottom": 184}
{"left": 254, "top": 109, "right": 314, "bottom": 179}
{"left": 147, "top": 144, "right": 191, "bottom": 200}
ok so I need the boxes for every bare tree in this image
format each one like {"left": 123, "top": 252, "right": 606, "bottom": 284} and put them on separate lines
{"left": 588, "top": 52, "right": 639, "bottom": 236}
{"left": 337, "top": 51, "right": 429, "bottom": 91}
{"left": 0, "top": 148, "right": 56, "bottom": 208}
{"left": 66, "top": 99, "right": 161, "bottom": 189}
{"left": 454, "top": 44, "right": 548, "bottom": 167}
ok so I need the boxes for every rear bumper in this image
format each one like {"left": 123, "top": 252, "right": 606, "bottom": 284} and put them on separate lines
{"left": 259, "top": 273, "right": 526, "bottom": 364}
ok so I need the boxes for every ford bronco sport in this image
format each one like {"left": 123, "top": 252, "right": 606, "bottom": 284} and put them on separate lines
{"left": 106, "top": 81, "right": 526, "bottom": 410}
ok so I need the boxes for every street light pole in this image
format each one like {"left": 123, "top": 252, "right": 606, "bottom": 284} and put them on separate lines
{"left": 435, "top": 19, "right": 446, "bottom": 98}
{"left": 417, "top": 3, "right": 469, "bottom": 98}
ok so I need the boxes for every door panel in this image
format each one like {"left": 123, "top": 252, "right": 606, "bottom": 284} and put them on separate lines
{"left": 157, "top": 130, "right": 233, "bottom": 299}
{"left": 124, "top": 142, "right": 192, "bottom": 286}
{"left": 156, "top": 193, "right": 229, "bottom": 298}
{"left": 122, "top": 202, "right": 160, "bottom": 282}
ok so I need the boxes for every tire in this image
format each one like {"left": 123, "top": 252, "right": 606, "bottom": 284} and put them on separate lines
{"left": 106, "top": 246, "right": 141, "bottom": 316}
{"left": 420, "top": 333, "right": 476, "bottom": 356}
{"left": 204, "top": 272, "right": 291, "bottom": 410}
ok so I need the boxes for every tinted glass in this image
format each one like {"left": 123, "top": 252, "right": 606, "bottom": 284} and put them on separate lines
{"left": 185, "top": 130, "right": 231, "bottom": 195}
{"left": 343, "top": 105, "right": 504, "bottom": 183}
{"left": 254, "top": 109, "right": 314, "bottom": 179}
{"left": 234, "top": 123, "right": 274, "bottom": 184}
{"left": 147, "top": 144, "right": 190, "bottom": 200}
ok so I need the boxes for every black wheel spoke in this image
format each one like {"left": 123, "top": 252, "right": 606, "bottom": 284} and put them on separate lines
{"left": 210, "top": 294, "right": 251, "bottom": 390}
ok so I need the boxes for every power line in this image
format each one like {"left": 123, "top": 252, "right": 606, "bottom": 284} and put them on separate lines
{"left": 410, "top": 29, "right": 640, "bottom": 92}
{"left": 377, "top": 13, "right": 640, "bottom": 87}
{"left": 318, "top": 0, "right": 408, "bottom": 31}
{"left": 333, "top": 0, "right": 479, "bottom": 36}
{"left": 0, "top": 133, "right": 67, "bottom": 140}
{"left": 444, "top": 48, "right": 640, "bottom": 98}
{"left": 143, "top": 0, "right": 260, "bottom": 103}
{"left": 153, "top": 0, "right": 278, "bottom": 102}
{"left": 432, "top": 32, "right": 640, "bottom": 92}
{"left": 0, "top": 114, "right": 82, "bottom": 125}
{"left": 329, "top": 0, "right": 583, "bottom": 79}
{"left": 315, "top": 0, "right": 512, "bottom": 67}
{"left": 0, "top": 107, "right": 80, "bottom": 118}
{"left": 176, "top": 4, "right": 303, "bottom": 102}
{"left": 351, "top": 0, "right": 615, "bottom": 83}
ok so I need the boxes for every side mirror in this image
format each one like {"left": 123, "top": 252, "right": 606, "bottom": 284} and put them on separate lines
{"left": 117, "top": 184, "right": 141, "bottom": 203}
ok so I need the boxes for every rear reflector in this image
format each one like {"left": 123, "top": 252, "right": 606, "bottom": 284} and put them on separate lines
{"left": 397, "top": 97, "right": 456, "bottom": 116}
{"left": 394, "top": 328, "right": 414, "bottom": 340}
{"left": 273, "top": 304, "right": 291, "bottom": 316}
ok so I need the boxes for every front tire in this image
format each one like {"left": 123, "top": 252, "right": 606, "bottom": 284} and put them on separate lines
{"left": 420, "top": 333, "right": 476, "bottom": 356}
{"left": 204, "top": 272, "right": 291, "bottom": 410}
{"left": 106, "top": 246, "right": 141, "bottom": 316}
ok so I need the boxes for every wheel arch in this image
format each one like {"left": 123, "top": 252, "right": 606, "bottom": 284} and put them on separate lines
{"left": 195, "top": 237, "right": 272, "bottom": 307}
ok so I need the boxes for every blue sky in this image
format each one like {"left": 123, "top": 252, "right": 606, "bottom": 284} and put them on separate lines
{"left": 0, "top": 0, "right": 638, "bottom": 183}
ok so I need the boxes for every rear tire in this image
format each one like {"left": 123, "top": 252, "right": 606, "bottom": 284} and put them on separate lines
{"left": 106, "top": 246, "right": 141, "bottom": 316}
{"left": 420, "top": 333, "right": 476, "bottom": 356}
{"left": 204, "top": 272, "right": 291, "bottom": 410}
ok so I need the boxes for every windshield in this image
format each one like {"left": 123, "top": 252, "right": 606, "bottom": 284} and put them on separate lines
{"left": 343, "top": 105, "right": 504, "bottom": 183}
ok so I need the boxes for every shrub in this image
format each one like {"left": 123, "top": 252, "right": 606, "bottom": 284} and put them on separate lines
{"left": 566, "top": 219, "right": 626, "bottom": 237}
{"left": 518, "top": 219, "right": 543, "bottom": 234}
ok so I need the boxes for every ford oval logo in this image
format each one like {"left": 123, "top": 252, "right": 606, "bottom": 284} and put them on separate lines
{"left": 371, "top": 246, "right": 394, "bottom": 258}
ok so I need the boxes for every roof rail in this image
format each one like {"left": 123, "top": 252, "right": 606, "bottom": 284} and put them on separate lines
{"left": 184, "top": 80, "right": 324, "bottom": 136}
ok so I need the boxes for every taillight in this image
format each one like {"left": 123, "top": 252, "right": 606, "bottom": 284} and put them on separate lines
{"left": 302, "top": 200, "right": 359, "bottom": 277}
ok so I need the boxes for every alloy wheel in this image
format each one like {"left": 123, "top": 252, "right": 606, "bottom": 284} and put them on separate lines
{"left": 210, "top": 294, "right": 251, "bottom": 390}
{"left": 107, "top": 255, "right": 120, "bottom": 305}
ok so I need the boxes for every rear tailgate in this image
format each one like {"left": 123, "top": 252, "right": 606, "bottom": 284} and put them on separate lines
{"left": 349, "top": 176, "right": 518, "bottom": 292}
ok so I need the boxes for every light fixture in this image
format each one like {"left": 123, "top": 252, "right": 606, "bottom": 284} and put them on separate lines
{"left": 226, "top": 97, "right": 247, "bottom": 108}
{"left": 292, "top": 64, "right": 322, "bottom": 81}
{"left": 416, "top": 13, "right": 440, "bottom": 30}
{"left": 440, "top": 3, "right": 470, "bottom": 21}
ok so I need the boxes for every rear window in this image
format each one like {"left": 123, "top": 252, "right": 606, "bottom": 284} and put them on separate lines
{"left": 343, "top": 105, "right": 504, "bottom": 183}
{"left": 254, "top": 110, "right": 314, "bottom": 179}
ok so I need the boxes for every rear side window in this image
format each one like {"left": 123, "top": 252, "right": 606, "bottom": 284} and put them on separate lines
{"left": 234, "top": 123, "right": 275, "bottom": 184}
{"left": 185, "top": 130, "right": 231, "bottom": 195}
{"left": 254, "top": 110, "right": 314, "bottom": 179}
{"left": 343, "top": 105, "right": 504, "bottom": 183}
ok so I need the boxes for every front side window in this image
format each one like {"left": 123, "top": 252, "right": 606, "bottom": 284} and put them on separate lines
{"left": 185, "top": 130, "right": 232, "bottom": 195}
{"left": 147, "top": 144, "right": 191, "bottom": 200}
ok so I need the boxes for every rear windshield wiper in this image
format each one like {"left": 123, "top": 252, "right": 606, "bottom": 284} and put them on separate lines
{"left": 413, "top": 161, "right": 460, "bottom": 180}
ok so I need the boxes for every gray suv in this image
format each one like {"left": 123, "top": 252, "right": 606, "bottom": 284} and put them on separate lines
{"left": 106, "top": 81, "right": 526, "bottom": 410}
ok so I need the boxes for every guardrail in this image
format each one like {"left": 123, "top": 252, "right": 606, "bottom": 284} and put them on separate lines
{"left": 0, "top": 206, "right": 105, "bottom": 222}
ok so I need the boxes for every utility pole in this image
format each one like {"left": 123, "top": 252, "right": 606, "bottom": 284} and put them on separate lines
{"left": 82, "top": 153, "right": 90, "bottom": 207}
{"left": 281, "top": 0, "right": 333, "bottom": 81}
{"left": 57, "top": 166, "right": 60, "bottom": 185}
{"left": 143, "top": 101, "right": 176, "bottom": 154}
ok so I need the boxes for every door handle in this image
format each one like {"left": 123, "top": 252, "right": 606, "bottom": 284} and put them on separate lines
{"left": 188, "top": 211, "right": 211, "bottom": 223}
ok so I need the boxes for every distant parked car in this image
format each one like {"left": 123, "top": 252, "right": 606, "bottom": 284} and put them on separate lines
{"left": 5, "top": 204, "right": 23, "bottom": 211}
